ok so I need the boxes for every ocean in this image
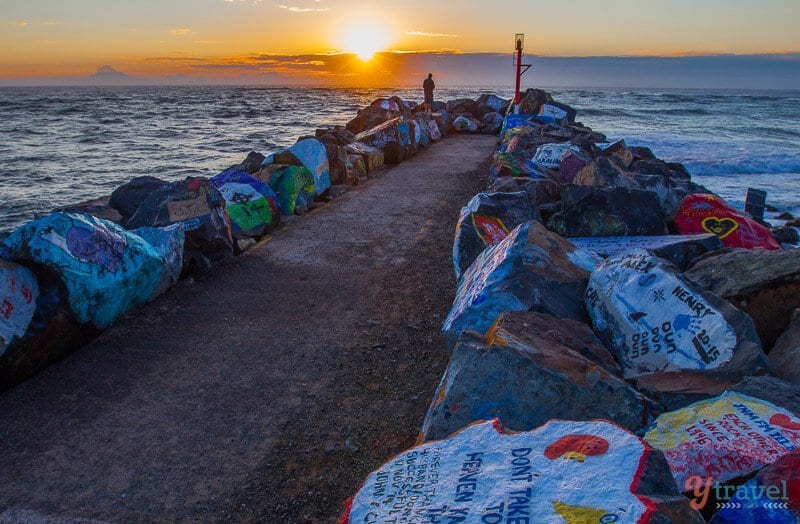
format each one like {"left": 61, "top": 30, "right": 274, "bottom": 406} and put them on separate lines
{"left": 1, "top": 86, "right": 799, "bottom": 233}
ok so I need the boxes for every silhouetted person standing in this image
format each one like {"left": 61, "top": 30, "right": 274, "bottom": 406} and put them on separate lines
{"left": 423, "top": 73, "right": 435, "bottom": 112}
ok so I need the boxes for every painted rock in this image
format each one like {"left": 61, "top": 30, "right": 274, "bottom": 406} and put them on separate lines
{"left": 481, "top": 111, "right": 504, "bottom": 134}
{"left": 453, "top": 115, "right": 480, "bottom": 133}
{"left": 354, "top": 117, "right": 413, "bottom": 164}
{"left": 443, "top": 221, "right": 598, "bottom": 348}
{"left": 477, "top": 93, "right": 508, "bottom": 112}
{"left": 644, "top": 391, "right": 800, "bottom": 490}
{"left": 490, "top": 152, "right": 553, "bottom": 180}
{"left": 345, "top": 154, "right": 367, "bottom": 181}
{"left": 254, "top": 164, "right": 315, "bottom": 216}
{"left": 345, "top": 96, "right": 407, "bottom": 134}
{"left": 413, "top": 117, "right": 431, "bottom": 147}
{"left": 345, "top": 142, "right": 384, "bottom": 173}
{"left": 532, "top": 143, "right": 581, "bottom": 169}
{"left": 487, "top": 176, "right": 560, "bottom": 207}
{"left": 558, "top": 150, "right": 591, "bottom": 184}
{"left": 210, "top": 170, "right": 279, "bottom": 239}
{"left": 569, "top": 234, "right": 721, "bottom": 271}
{"left": 132, "top": 223, "right": 185, "bottom": 300}
{"left": 109, "top": 176, "right": 168, "bottom": 226}
{"left": 1, "top": 213, "right": 162, "bottom": 329}
{"left": 263, "top": 138, "right": 330, "bottom": 196}
{"left": 539, "top": 103, "right": 569, "bottom": 125}
{"left": 770, "top": 310, "right": 800, "bottom": 385}
{"left": 126, "top": 177, "right": 234, "bottom": 266}
{"left": 674, "top": 194, "right": 781, "bottom": 250}
{"left": 426, "top": 118, "right": 442, "bottom": 142}
{"left": 452, "top": 191, "right": 539, "bottom": 281}
{"left": 421, "top": 320, "right": 660, "bottom": 441}
{"left": 685, "top": 249, "right": 800, "bottom": 349}
{"left": 341, "top": 419, "right": 702, "bottom": 523}
{"left": 548, "top": 187, "right": 669, "bottom": 237}
{"left": 0, "top": 260, "right": 39, "bottom": 357}
{"left": 586, "top": 250, "right": 768, "bottom": 378}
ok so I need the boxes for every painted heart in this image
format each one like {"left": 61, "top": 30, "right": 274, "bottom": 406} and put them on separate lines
{"left": 701, "top": 217, "right": 739, "bottom": 239}
{"left": 769, "top": 413, "right": 800, "bottom": 431}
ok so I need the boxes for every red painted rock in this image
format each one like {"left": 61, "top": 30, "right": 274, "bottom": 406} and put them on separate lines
{"left": 340, "top": 419, "right": 702, "bottom": 523}
{"left": 674, "top": 194, "right": 780, "bottom": 250}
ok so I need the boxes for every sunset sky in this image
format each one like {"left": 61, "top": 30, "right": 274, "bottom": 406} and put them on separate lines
{"left": 1, "top": 0, "right": 799, "bottom": 86}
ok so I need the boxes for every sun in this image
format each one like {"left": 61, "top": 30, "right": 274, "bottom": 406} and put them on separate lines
{"left": 341, "top": 26, "right": 387, "bottom": 61}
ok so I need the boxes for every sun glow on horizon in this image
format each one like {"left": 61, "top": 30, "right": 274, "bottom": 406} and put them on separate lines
{"left": 340, "top": 25, "right": 389, "bottom": 61}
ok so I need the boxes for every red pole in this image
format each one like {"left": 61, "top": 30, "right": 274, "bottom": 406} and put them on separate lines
{"left": 514, "top": 39, "right": 523, "bottom": 113}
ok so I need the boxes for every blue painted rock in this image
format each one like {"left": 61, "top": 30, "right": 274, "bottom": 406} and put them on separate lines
{"left": 539, "top": 103, "right": 569, "bottom": 125}
{"left": 412, "top": 117, "right": 431, "bottom": 147}
{"left": 586, "top": 250, "right": 768, "bottom": 379}
{"left": 109, "top": 176, "right": 169, "bottom": 226}
{"left": 1, "top": 213, "right": 162, "bottom": 329}
{"left": 480, "top": 111, "right": 504, "bottom": 134}
{"left": 254, "top": 164, "right": 315, "bottom": 215}
{"left": 443, "top": 220, "right": 598, "bottom": 348}
{"left": 644, "top": 390, "right": 800, "bottom": 491}
{"left": 421, "top": 317, "right": 660, "bottom": 441}
{"left": 126, "top": 177, "right": 234, "bottom": 266}
{"left": 263, "top": 138, "right": 330, "bottom": 196}
{"left": 452, "top": 191, "right": 539, "bottom": 281}
{"left": 477, "top": 93, "right": 509, "bottom": 113}
{"left": 452, "top": 115, "right": 480, "bottom": 133}
{"left": 211, "top": 170, "right": 279, "bottom": 239}
{"left": 426, "top": 118, "right": 442, "bottom": 142}
{"left": 0, "top": 260, "right": 39, "bottom": 357}
{"left": 341, "top": 419, "right": 702, "bottom": 523}
{"left": 354, "top": 117, "right": 413, "bottom": 164}
{"left": 345, "top": 142, "right": 384, "bottom": 173}
{"left": 569, "top": 233, "right": 721, "bottom": 271}
{"left": 132, "top": 223, "right": 186, "bottom": 299}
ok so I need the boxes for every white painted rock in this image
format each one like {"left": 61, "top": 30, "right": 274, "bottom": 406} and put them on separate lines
{"left": 585, "top": 250, "right": 767, "bottom": 378}
{"left": 539, "top": 103, "right": 569, "bottom": 124}
{"left": 645, "top": 391, "right": 800, "bottom": 489}
{"left": 532, "top": 143, "right": 581, "bottom": 169}
{"left": 341, "top": 419, "right": 702, "bottom": 523}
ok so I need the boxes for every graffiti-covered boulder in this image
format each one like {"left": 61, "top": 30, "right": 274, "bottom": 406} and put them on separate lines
{"left": 487, "top": 176, "right": 560, "bottom": 207}
{"left": 126, "top": 177, "right": 234, "bottom": 265}
{"left": 569, "top": 234, "right": 722, "bottom": 271}
{"left": 477, "top": 93, "right": 508, "bottom": 113}
{"left": 421, "top": 322, "right": 660, "bottom": 441}
{"left": 263, "top": 138, "right": 330, "bottom": 196}
{"left": 558, "top": 150, "right": 592, "bottom": 184}
{"left": 254, "top": 164, "right": 315, "bottom": 216}
{"left": 345, "top": 154, "right": 367, "bottom": 181}
{"left": 601, "top": 139, "right": 635, "bottom": 168}
{"left": 109, "top": 176, "right": 168, "bottom": 226}
{"left": 490, "top": 152, "right": 553, "bottom": 180}
{"left": 1, "top": 213, "right": 162, "bottom": 329}
{"left": 443, "top": 221, "right": 598, "bottom": 347}
{"left": 132, "top": 224, "right": 185, "bottom": 299}
{"left": 532, "top": 143, "right": 581, "bottom": 170}
{"left": 771, "top": 310, "right": 800, "bottom": 385}
{"left": 548, "top": 187, "right": 669, "bottom": 237}
{"left": 480, "top": 111, "right": 504, "bottom": 134}
{"left": 685, "top": 249, "right": 800, "bottom": 349}
{"left": 345, "top": 142, "right": 384, "bottom": 173}
{"left": 644, "top": 391, "right": 800, "bottom": 490}
{"left": 354, "top": 117, "right": 412, "bottom": 164}
{"left": 0, "top": 260, "right": 39, "bottom": 358}
{"left": 210, "top": 171, "right": 279, "bottom": 239}
{"left": 452, "top": 115, "right": 480, "bottom": 133}
{"left": 345, "top": 96, "right": 407, "bottom": 134}
{"left": 586, "top": 250, "right": 768, "bottom": 378}
{"left": 412, "top": 117, "right": 431, "bottom": 147}
{"left": 674, "top": 194, "right": 781, "bottom": 250}
{"left": 452, "top": 192, "right": 539, "bottom": 281}
{"left": 341, "top": 419, "right": 703, "bottom": 523}
{"left": 426, "top": 118, "right": 442, "bottom": 142}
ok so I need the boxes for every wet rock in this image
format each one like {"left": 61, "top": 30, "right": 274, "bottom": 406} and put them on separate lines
{"left": 644, "top": 390, "right": 800, "bottom": 490}
{"left": 263, "top": 138, "right": 331, "bottom": 196}
{"left": 569, "top": 234, "right": 722, "bottom": 271}
{"left": 126, "top": 177, "right": 234, "bottom": 266}
{"left": 255, "top": 164, "right": 315, "bottom": 215}
{"left": 770, "top": 310, "right": 800, "bottom": 385}
{"left": 353, "top": 117, "right": 413, "bottom": 164}
{"left": 548, "top": 187, "right": 669, "bottom": 237}
{"left": 211, "top": 171, "right": 280, "bottom": 239}
{"left": 674, "top": 194, "right": 781, "bottom": 250}
{"left": 109, "top": 176, "right": 168, "bottom": 226}
{"left": 342, "top": 419, "right": 702, "bottom": 523}
{"left": 1, "top": 213, "right": 163, "bottom": 329}
{"left": 685, "top": 249, "right": 800, "bottom": 349}
{"left": 421, "top": 326, "right": 661, "bottom": 442}
{"left": 345, "top": 142, "right": 384, "bottom": 173}
{"left": 586, "top": 250, "right": 769, "bottom": 379}
{"left": 452, "top": 192, "right": 539, "bottom": 280}
{"left": 443, "top": 220, "right": 598, "bottom": 347}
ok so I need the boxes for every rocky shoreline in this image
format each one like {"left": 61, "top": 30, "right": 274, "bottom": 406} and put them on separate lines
{"left": 2, "top": 87, "right": 799, "bottom": 522}
{"left": 338, "top": 89, "right": 800, "bottom": 523}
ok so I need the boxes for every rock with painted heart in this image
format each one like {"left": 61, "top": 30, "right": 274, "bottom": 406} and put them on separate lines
{"left": 126, "top": 177, "right": 234, "bottom": 268}
{"left": 548, "top": 186, "right": 670, "bottom": 237}
{"left": 353, "top": 116, "right": 413, "bottom": 164}
{"left": 421, "top": 317, "right": 661, "bottom": 441}
{"left": 1, "top": 213, "right": 163, "bottom": 329}
{"left": 210, "top": 171, "right": 280, "bottom": 239}
{"left": 585, "top": 249, "right": 768, "bottom": 379}
{"left": 340, "top": 419, "right": 703, "bottom": 524}
{"left": 770, "top": 310, "right": 800, "bottom": 386}
{"left": 644, "top": 390, "right": 800, "bottom": 491}
{"left": 109, "top": 176, "right": 169, "bottom": 227}
{"left": 345, "top": 142, "right": 384, "bottom": 173}
{"left": 452, "top": 191, "right": 539, "bottom": 281}
{"left": 132, "top": 223, "right": 186, "bottom": 299}
{"left": 685, "top": 249, "right": 800, "bottom": 349}
{"left": 569, "top": 234, "right": 722, "bottom": 271}
{"left": 263, "top": 138, "right": 331, "bottom": 196}
{"left": 674, "top": 194, "right": 781, "bottom": 250}
{"left": 443, "top": 220, "right": 599, "bottom": 348}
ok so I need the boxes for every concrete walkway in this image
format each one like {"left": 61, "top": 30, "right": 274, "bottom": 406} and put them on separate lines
{"left": 0, "top": 135, "right": 496, "bottom": 523}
